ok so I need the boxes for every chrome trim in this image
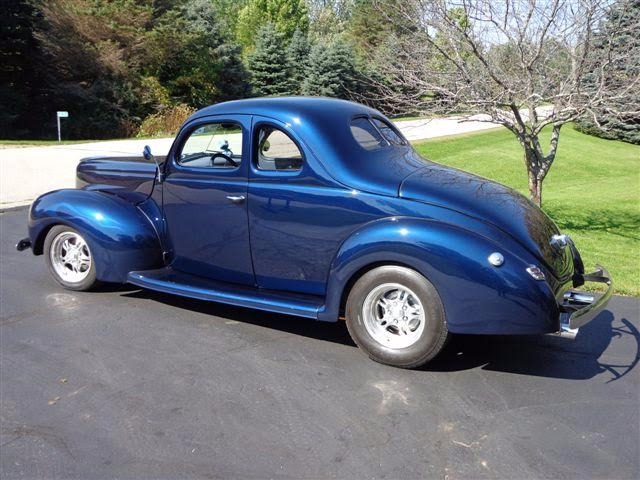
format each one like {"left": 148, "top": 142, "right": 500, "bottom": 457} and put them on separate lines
{"left": 550, "top": 233, "right": 570, "bottom": 251}
{"left": 550, "top": 265, "right": 613, "bottom": 339}
{"left": 567, "top": 266, "right": 613, "bottom": 329}
{"left": 563, "top": 291, "right": 595, "bottom": 304}
{"left": 553, "top": 317, "right": 579, "bottom": 340}
{"left": 226, "top": 195, "right": 246, "bottom": 204}
{"left": 487, "top": 252, "right": 504, "bottom": 267}
{"left": 526, "top": 265, "right": 545, "bottom": 280}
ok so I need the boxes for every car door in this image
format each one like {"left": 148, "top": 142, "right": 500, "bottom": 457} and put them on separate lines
{"left": 247, "top": 117, "right": 385, "bottom": 296}
{"left": 162, "top": 115, "right": 255, "bottom": 286}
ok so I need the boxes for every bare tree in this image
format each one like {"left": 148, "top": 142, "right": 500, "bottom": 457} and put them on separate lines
{"left": 365, "top": 0, "right": 640, "bottom": 206}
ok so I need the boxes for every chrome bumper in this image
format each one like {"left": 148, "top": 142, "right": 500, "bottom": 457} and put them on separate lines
{"left": 553, "top": 265, "right": 613, "bottom": 339}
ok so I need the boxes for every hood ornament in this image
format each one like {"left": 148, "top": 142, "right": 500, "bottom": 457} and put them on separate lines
{"left": 550, "top": 234, "right": 570, "bottom": 251}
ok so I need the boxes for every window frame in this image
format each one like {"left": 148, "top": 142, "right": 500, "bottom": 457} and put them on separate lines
{"left": 252, "top": 122, "right": 306, "bottom": 175}
{"left": 174, "top": 119, "right": 245, "bottom": 172}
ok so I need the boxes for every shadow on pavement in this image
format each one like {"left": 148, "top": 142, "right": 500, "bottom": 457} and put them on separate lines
{"left": 428, "top": 310, "right": 640, "bottom": 381}
{"left": 122, "top": 288, "right": 639, "bottom": 381}
{"left": 121, "top": 288, "right": 356, "bottom": 347}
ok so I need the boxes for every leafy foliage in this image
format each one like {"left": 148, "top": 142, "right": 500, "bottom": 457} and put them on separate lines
{"left": 152, "top": 0, "right": 249, "bottom": 108}
{"left": 236, "top": 0, "right": 309, "bottom": 54}
{"left": 0, "top": 0, "right": 43, "bottom": 137}
{"left": 136, "top": 104, "right": 196, "bottom": 138}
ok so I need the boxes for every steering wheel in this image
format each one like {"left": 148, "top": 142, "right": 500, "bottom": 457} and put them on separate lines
{"left": 210, "top": 152, "right": 238, "bottom": 167}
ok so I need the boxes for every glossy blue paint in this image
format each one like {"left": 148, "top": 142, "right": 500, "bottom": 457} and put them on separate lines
{"left": 127, "top": 267, "right": 323, "bottom": 319}
{"left": 23, "top": 97, "right": 589, "bottom": 336}
{"left": 28, "top": 189, "right": 162, "bottom": 282}
{"left": 162, "top": 115, "right": 255, "bottom": 285}
{"left": 77, "top": 155, "right": 159, "bottom": 203}
{"left": 319, "top": 216, "right": 560, "bottom": 334}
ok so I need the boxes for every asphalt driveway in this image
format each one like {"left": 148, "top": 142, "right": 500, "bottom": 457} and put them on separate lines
{"left": 1, "top": 208, "right": 638, "bottom": 479}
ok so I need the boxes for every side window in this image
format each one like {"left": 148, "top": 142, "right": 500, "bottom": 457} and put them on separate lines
{"left": 350, "top": 117, "right": 388, "bottom": 150}
{"left": 178, "top": 122, "right": 243, "bottom": 168}
{"left": 256, "top": 126, "right": 303, "bottom": 171}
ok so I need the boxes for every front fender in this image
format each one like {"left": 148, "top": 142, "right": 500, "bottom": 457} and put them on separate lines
{"left": 29, "top": 189, "right": 162, "bottom": 282}
{"left": 319, "top": 217, "right": 560, "bottom": 335}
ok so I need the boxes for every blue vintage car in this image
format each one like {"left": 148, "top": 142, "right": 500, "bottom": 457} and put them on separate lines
{"left": 17, "top": 97, "right": 612, "bottom": 368}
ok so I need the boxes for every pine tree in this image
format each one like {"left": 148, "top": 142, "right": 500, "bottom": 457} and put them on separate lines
{"left": 156, "top": 0, "right": 250, "bottom": 107}
{"left": 247, "top": 23, "right": 291, "bottom": 96}
{"left": 302, "top": 38, "right": 357, "bottom": 98}
{"left": 0, "top": 0, "right": 42, "bottom": 137}
{"left": 285, "top": 29, "right": 311, "bottom": 95}
{"left": 575, "top": 0, "right": 640, "bottom": 144}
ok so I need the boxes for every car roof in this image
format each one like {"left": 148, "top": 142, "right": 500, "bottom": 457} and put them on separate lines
{"left": 190, "top": 96, "right": 380, "bottom": 124}
{"left": 188, "top": 96, "right": 425, "bottom": 197}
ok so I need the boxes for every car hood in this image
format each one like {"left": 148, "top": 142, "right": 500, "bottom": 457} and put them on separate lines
{"left": 399, "top": 163, "right": 571, "bottom": 277}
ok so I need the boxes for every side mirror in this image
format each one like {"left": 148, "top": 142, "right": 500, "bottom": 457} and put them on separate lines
{"left": 143, "top": 145, "right": 153, "bottom": 161}
{"left": 143, "top": 145, "right": 163, "bottom": 183}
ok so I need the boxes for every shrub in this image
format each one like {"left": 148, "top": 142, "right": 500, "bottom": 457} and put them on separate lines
{"left": 136, "top": 104, "right": 196, "bottom": 138}
{"left": 574, "top": 116, "right": 640, "bottom": 145}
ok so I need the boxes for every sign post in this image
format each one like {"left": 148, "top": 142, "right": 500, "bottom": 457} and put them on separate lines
{"left": 56, "top": 111, "right": 69, "bottom": 142}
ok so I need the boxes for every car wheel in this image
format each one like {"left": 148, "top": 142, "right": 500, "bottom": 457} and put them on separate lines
{"left": 345, "top": 265, "right": 449, "bottom": 368}
{"left": 44, "top": 225, "right": 99, "bottom": 291}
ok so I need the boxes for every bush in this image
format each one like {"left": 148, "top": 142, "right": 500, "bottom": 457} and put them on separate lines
{"left": 136, "top": 104, "right": 196, "bottom": 138}
{"left": 574, "top": 116, "right": 640, "bottom": 145}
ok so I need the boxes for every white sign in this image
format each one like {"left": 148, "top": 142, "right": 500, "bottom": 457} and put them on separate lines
{"left": 57, "top": 111, "right": 69, "bottom": 118}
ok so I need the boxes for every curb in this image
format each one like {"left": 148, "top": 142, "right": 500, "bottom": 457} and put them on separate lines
{"left": 0, "top": 205, "right": 29, "bottom": 214}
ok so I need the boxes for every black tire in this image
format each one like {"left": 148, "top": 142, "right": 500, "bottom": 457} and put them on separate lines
{"left": 345, "top": 265, "right": 449, "bottom": 368}
{"left": 43, "top": 225, "right": 99, "bottom": 291}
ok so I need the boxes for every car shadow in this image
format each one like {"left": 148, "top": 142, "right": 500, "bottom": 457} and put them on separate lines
{"left": 120, "top": 288, "right": 356, "bottom": 347}
{"left": 427, "top": 310, "right": 640, "bottom": 381}
{"left": 121, "top": 289, "right": 638, "bottom": 381}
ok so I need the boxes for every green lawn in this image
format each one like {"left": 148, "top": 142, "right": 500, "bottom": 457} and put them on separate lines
{"left": 413, "top": 126, "right": 640, "bottom": 296}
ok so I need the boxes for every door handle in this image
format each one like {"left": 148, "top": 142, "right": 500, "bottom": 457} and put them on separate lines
{"left": 226, "top": 195, "right": 246, "bottom": 204}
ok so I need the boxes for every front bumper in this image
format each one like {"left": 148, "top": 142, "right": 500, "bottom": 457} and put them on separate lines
{"left": 553, "top": 265, "right": 613, "bottom": 339}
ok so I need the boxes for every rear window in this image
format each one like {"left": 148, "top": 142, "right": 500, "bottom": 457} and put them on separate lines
{"left": 350, "top": 117, "right": 387, "bottom": 150}
{"left": 372, "top": 118, "right": 406, "bottom": 145}
{"left": 350, "top": 116, "right": 407, "bottom": 150}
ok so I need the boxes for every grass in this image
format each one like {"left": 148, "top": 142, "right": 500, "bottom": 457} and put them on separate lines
{"left": 413, "top": 126, "right": 640, "bottom": 296}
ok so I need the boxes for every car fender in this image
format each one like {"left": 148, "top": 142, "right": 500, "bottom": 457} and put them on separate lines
{"left": 28, "top": 189, "right": 163, "bottom": 282}
{"left": 319, "top": 216, "right": 559, "bottom": 335}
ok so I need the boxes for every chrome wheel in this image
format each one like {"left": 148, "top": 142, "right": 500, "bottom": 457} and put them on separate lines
{"left": 362, "top": 283, "right": 426, "bottom": 349}
{"left": 49, "top": 231, "right": 92, "bottom": 283}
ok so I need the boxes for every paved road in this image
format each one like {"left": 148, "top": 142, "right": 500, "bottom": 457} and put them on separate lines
{"left": 1, "top": 209, "right": 638, "bottom": 479}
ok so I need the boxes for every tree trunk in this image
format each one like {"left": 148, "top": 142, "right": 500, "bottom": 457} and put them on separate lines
{"left": 524, "top": 145, "right": 544, "bottom": 207}
{"left": 528, "top": 168, "right": 542, "bottom": 207}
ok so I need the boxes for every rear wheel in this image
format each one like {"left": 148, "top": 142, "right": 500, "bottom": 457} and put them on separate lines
{"left": 44, "top": 225, "right": 98, "bottom": 291}
{"left": 345, "top": 265, "right": 449, "bottom": 368}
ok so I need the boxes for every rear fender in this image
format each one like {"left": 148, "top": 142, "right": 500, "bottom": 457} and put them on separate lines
{"left": 29, "top": 189, "right": 163, "bottom": 282}
{"left": 319, "top": 217, "right": 559, "bottom": 335}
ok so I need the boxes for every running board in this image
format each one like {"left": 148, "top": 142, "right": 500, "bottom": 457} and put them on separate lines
{"left": 127, "top": 267, "right": 323, "bottom": 319}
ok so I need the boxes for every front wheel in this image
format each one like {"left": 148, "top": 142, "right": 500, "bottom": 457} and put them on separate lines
{"left": 345, "top": 266, "right": 449, "bottom": 368}
{"left": 44, "top": 225, "right": 99, "bottom": 291}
